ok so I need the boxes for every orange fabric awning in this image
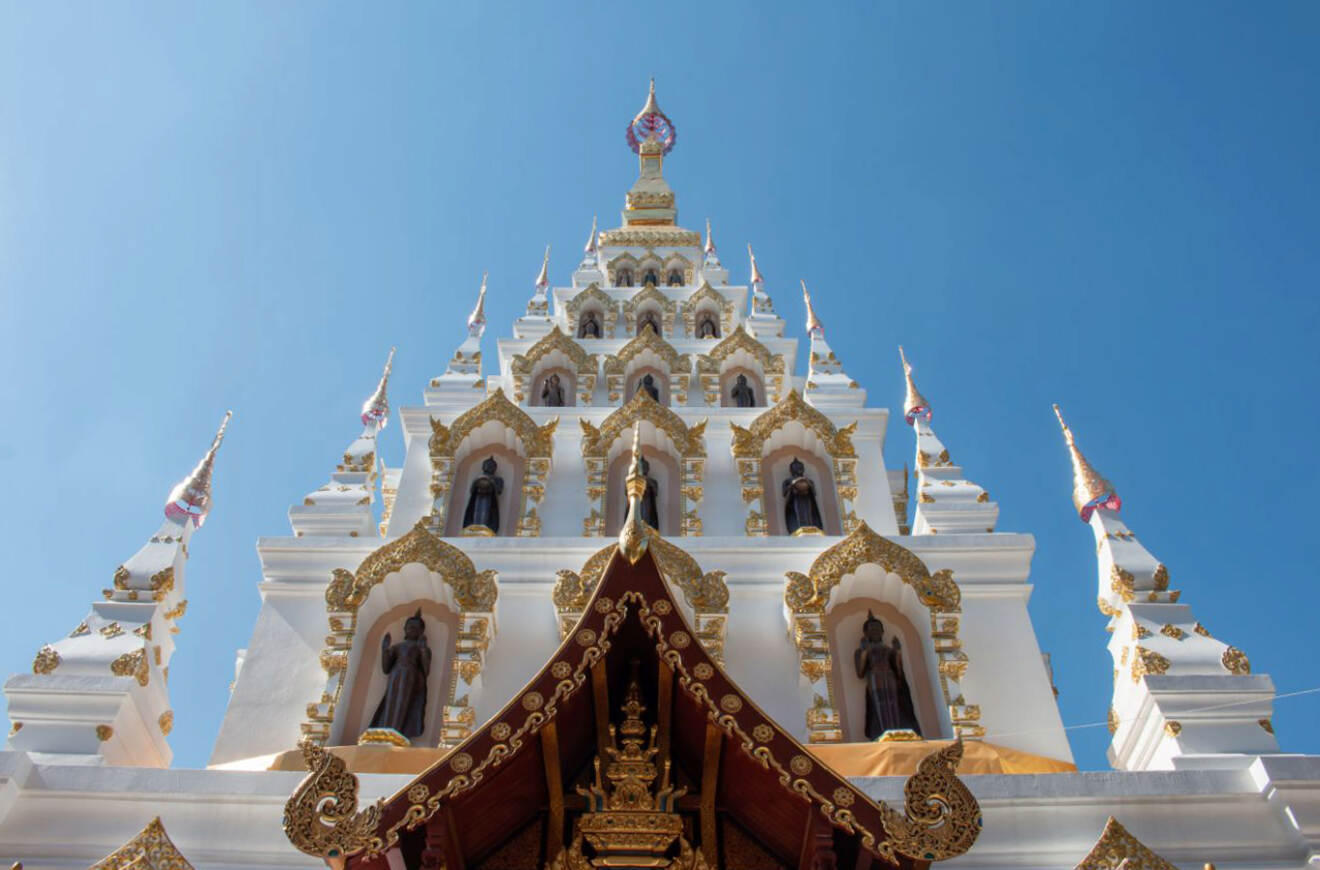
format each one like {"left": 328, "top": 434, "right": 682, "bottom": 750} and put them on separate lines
{"left": 808, "top": 739, "right": 1076, "bottom": 776}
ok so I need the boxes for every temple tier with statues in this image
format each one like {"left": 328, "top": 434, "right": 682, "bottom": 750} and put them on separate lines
{"left": 3, "top": 81, "right": 1320, "bottom": 870}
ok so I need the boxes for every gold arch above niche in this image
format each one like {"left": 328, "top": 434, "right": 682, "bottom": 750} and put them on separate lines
{"left": 621, "top": 282, "right": 678, "bottom": 337}
{"left": 782, "top": 521, "right": 980, "bottom": 743}
{"left": 579, "top": 392, "right": 707, "bottom": 537}
{"left": 695, "top": 324, "right": 787, "bottom": 405}
{"left": 90, "top": 816, "right": 194, "bottom": 870}
{"left": 563, "top": 283, "right": 619, "bottom": 338}
{"left": 605, "top": 251, "right": 639, "bottom": 287}
{"left": 730, "top": 390, "right": 859, "bottom": 537}
{"left": 552, "top": 535, "right": 728, "bottom": 659}
{"left": 1076, "top": 817, "right": 1178, "bottom": 870}
{"left": 661, "top": 250, "right": 695, "bottom": 284}
{"left": 601, "top": 328, "right": 693, "bottom": 404}
{"left": 509, "top": 326, "right": 599, "bottom": 406}
{"left": 681, "top": 281, "right": 736, "bottom": 339}
{"left": 428, "top": 389, "right": 557, "bottom": 537}
{"left": 304, "top": 519, "right": 498, "bottom": 749}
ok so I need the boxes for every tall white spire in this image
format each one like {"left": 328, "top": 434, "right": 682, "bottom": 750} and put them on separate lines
{"left": 799, "top": 281, "right": 862, "bottom": 407}
{"left": 291, "top": 349, "right": 396, "bottom": 538}
{"left": 7, "top": 415, "right": 234, "bottom": 766}
{"left": 1053, "top": 404, "right": 1277, "bottom": 770}
{"left": 899, "top": 347, "right": 997, "bottom": 535}
{"left": 518, "top": 248, "right": 558, "bottom": 339}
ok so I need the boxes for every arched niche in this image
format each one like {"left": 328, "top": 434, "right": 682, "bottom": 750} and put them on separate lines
{"left": 622, "top": 284, "right": 677, "bottom": 338}
{"left": 761, "top": 445, "right": 841, "bottom": 536}
{"left": 607, "top": 253, "right": 639, "bottom": 288}
{"left": 603, "top": 330, "right": 692, "bottom": 405}
{"left": 530, "top": 367, "right": 575, "bottom": 408}
{"left": 682, "top": 282, "right": 735, "bottom": 338}
{"left": 626, "top": 365, "right": 671, "bottom": 406}
{"left": 563, "top": 284, "right": 618, "bottom": 339}
{"left": 428, "top": 390, "right": 558, "bottom": 538}
{"left": 696, "top": 325, "right": 786, "bottom": 406}
{"left": 719, "top": 366, "right": 767, "bottom": 409}
{"left": 827, "top": 597, "right": 942, "bottom": 742}
{"left": 662, "top": 252, "right": 694, "bottom": 286}
{"left": 303, "top": 521, "right": 499, "bottom": 749}
{"left": 443, "top": 444, "right": 525, "bottom": 537}
{"left": 579, "top": 392, "right": 706, "bottom": 537}
{"left": 338, "top": 599, "right": 459, "bottom": 747}
{"left": 510, "top": 326, "right": 598, "bottom": 406}
{"left": 603, "top": 446, "right": 681, "bottom": 536}
{"left": 730, "top": 390, "right": 858, "bottom": 536}
{"left": 637, "top": 254, "right": 663, "bottom": 288}
{"left": 782, "top": 521, "right": 980, "bottom": 743}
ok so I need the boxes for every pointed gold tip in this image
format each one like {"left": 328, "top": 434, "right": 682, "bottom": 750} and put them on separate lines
{"left": 801, "top": 280, "right": 823, "bottom": 333}
{"left": 1052, "top": 403, "right": 1120, "bottom": 520}
{"left": 748, "top": 244, "right": 765, "bottom": 284}
{"left": 619, "top": 422, "right": 650, "bottom": 564}
{"left": 536, "top": 246, "right": 551, "bottom": 286}
{"left": 899, "top": 347, "right": 930, "bottom": 424}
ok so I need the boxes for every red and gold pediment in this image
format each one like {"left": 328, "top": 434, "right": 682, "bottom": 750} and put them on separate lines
{"left": 285, "top": 545, "right": 981, "bottom": 869}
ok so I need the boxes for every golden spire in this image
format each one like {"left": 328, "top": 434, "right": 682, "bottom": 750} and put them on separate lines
{"left": 801, "top": 280, "right": 824, "bottom": 334}
{"left": 704, "top": 218, "right": 716, "bottom": 254}
{"left": 1053, "top": 403, "right": 1121, "bottom": 521}
{"left": 360, "top": 347, "right": 395, "bottom": 428}
{"left": 636, "top": 77, "right": 662, "bottom": 123}
{"left": 165, "top": 411, "right": 232, "bottom": 528}
{"left": 898, "top": 346, "right": 932, "bottom": 425}
{"left": 535, "top": 246, "right": 550, "bottom": 289}
{"left": 467, "top": 272, "right": 488, "bottom": 333}
{"left": 748, "top": 243, "right": 765, "bottom": 285}
{"left": 583, "top": 215, "right": 598, "bottom": 254}
{"left": 618, "top": 422, "right": 651, "bottom": 565}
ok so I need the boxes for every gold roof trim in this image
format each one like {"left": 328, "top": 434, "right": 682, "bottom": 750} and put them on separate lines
{"left": 729, "top": 389, "right": 856, "bottom": 459}
{"left": 90, "top": 817, "right": 195, "bottom": 870}
{"left": 1074, "top": 817, "right": 1177, "bottom": 870}
{"left": 601, "top": 327, "right": 692, "bottom": 376}
{"left": 428, "top": 388, "right": 558, "bottom": 459}
{"left": 510, "top": 326, "right": 599, "bottom": 377}
{"left": 580, "top": 391, "right": 707, "bottom": 459}
{"left": 785, "top": 519, "right": 960, "bottom": 614}
{"left": 696, "top": 324, "right": 785, "bottom": 375}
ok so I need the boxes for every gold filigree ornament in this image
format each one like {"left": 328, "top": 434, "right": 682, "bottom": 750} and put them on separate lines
{"left": 89, "top": 817, "right": 195, "bottom": 870}
{"left": 284, "top": 741, "right": 383, "bottom": 862}
{"left": 32, "top": 645, "right": 60, "bottom": 674}
{"left": 879, "top": 740, "right": 982, "bottom": 862}
{"left": 729, "top": 389, "right": 857, "bottom": 460}
{"left": 1221, "top": 646, "right": 1250, "bottom": 675}
{"left": 1074, "top": 816, "right": 1177, "bottom": 870}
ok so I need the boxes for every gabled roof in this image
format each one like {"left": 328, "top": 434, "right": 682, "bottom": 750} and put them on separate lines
{"left": 285, "top": 546, "right": 981, "bottom": 869}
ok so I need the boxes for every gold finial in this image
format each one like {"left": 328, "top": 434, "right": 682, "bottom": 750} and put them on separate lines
{"left": 618, "top": 422, "right": 651, "bottom": 565}
{"left": 360, "top": 347, "right": 395, "bottom": 428}
{"left": 898, "top": 346, "right": 932, "bottom": 425}
{"left": 535, "top": 246, "right": 550, "bottom": 289}
{"left": 704, "top": 218, "right": 715, "bottom": 254}
{"left": 165, "top": 411, "right": 232, "bottom": 527}
{"left": 1053, "top": 404, "right": 1121, "bottom": 521}
{"left": 801, "top": 280, "right": 823, "bottom": 335}
{"left": 748, "top": 244, "right": 765, "bottom": 285}
{"left": 637, "top": 77, "right": 661, "bottom": 121}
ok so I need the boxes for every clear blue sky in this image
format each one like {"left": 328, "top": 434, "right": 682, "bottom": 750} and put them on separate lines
{"left": 2, "top": 3, "right": 1317, "bottom": 771}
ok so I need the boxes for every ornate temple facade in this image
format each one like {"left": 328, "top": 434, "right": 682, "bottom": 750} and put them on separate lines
{"left": 3, "top": 82, "right": 1320, "bottom": 869}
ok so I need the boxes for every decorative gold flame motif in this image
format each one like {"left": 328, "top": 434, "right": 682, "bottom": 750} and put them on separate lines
{"left": 548, "top": 661, "right": 708, "bottom": 870}
{"left": 618, "top": 422, "right": 651, "bottom": 565}
{"left": 282, "top": 742, "right": 382, "bottom": 861}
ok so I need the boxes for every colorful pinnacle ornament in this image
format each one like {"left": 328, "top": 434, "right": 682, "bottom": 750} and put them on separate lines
{"left": 626, "top": 79, "right": 676, "bottom": 156}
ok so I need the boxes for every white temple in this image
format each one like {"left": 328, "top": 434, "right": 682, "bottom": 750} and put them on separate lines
{"left": 3, "top": 81, "right": 1320, "bottom": 870}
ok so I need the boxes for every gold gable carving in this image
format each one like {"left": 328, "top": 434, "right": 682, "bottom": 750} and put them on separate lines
{"left": 510, "top": 326, "right": 598, "bottom": 377}
{"left": 601, "top": 328, "right": 692, "bottom": 376}
{"left": 564, "top": 284, "right": 618, "bottom": 337}
{"left": 555, "top": 538, "right": 729, "bottom": 617}
{"left": 682, "top": 281, "right": 737, "bottom": 337}
{"left": 695, "top": 324, "right": 785, "bottom": 375}
{"left": 428, "top": 389, "right": 557, "bottom": 460}
{"left": 784, "top": 520, "right": 959, "bottom": 614}
{"left": 1074, "top": 817, "right": 1177, "bottom": 870}
{"left": 621, "top": 283, "right": 678, "bottom": 335}
{"left": 89, "top": 817, "right": 195, "bottom": 870}
{"left": 730, "top": 390, "right": 856, "bottom": 459}
{"left": 580, "top": 392, "right": 707, "bottom": 459}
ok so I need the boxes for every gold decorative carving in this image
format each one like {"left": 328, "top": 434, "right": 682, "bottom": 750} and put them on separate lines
{"left": 510, "top": 325, "right": 599, "bottom": 378}
{"left": 89, "top": 817, "right": 195, "bottom": 870}
{"left": 1107, "top": 708, "right": 1118, "bottom": 735}
{"left": 1163, "top": 721, "right": 1181, "bottom": 737}
{"left": 111, "top": 649, "right": 149, "bottom": 686}
{"left": 96, "top": 724, "right": 114, "bottom": 741}
{"left": 283, "top": 741, "right": 383, "bottom": 860}
{"left": 1259, "top": 718, "right": 1274, "bottom": 734}
{"left": 682, "top": 282, "right": 737, "bottom": 339}
{"left": 159, "top": 710, "right": 174, "bottom": 735}
{"left": 328, "top": 520, "right": 498, "bottom": 612}
{"left": 1193, "top": 622, "right": 1210, "bottom": 637}
{"left": 1159, "top": 624, "right": 1185, "bottom": 640}
{"left": 602, "top": 327, "right": 692, "bottom": 377}
{"left": 621, "top": 282, "right": 678, "bottom": 336}
{"left": 729, "top": 390, "right": 856, "bottom": 459}
{"left": 1074, "top": 816, "right": 1177, "bottom": 870}
{"left": 428, "top": 388, "right": 557, "bottom": 460}
{"left": 1110, "top": 565, "right": 1136, "bottom": 602}
{"left": 784, "top": 520, "right": 959, "bottom": 613}
{"left": 1221, "top": 646, "right": 1250, "bottom": 675}
{"left": 880, "top": 740, "right": 981, "bottom": 861}
{"left": 1131, "top": 647, "right": 1171, "bottom": 683}
{"left": 562, "top": 283, "right": 618, "bottom": 338}
{"left": 32, "top": 645, "right": 60, "bottom": 674}
{"left": 581, "top": 392, "right": 706, "bottom": 459}
{"left": 598, "top": 227, "right": 702, "bottom": 247}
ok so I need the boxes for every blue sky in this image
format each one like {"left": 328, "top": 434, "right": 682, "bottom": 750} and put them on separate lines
{"left": 2, "top": 3, "right": 1317, "bottom": 770}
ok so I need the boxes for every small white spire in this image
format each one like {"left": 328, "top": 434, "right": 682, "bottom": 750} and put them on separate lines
{"left": 704, "top": 218, "right": 716, "bottom": 254}
{"left": 801, "top": 280, "right": 824, "bottom": 335}
{"left": 467, "top": 272, "right": 488, "bottom": 337}
{"left": 584, "top": 215, "right": 598, "bottom": 254}
{"left": 535, "top": 246, "right": 550, "bottom": 290}
{"left": 360, "top": 347, "right": 395, "bottom": 429}
{"left": 165, "top": 411, "right": 232, "bottom": 528}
